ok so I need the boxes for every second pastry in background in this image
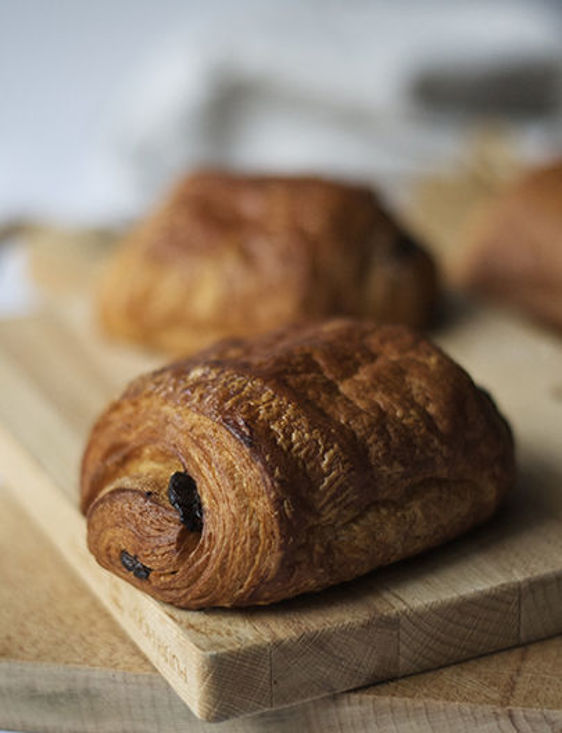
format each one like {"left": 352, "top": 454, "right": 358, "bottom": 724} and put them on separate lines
{"left": 97, "top": 171, "right": 439, "bottom": 355}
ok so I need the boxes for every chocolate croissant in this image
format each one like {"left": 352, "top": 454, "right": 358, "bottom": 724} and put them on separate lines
{"left": 459, "top": 161, "right": 562, "bottom": 331}
{"left": 81, "top": 319, "right": 514, "bottom": 609}
{"left": 98, "top": 171, "right": 438, "bottom": 355}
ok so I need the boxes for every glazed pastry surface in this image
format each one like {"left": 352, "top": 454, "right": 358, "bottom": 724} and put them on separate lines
{"left": 98, "top": 171, "right": 438, "bottom": 354}
{"left": 81, "top": 320, "right": 514, "bottom": 609}
{"left": 460, "top": 161, "right": 562, "bottom": 331}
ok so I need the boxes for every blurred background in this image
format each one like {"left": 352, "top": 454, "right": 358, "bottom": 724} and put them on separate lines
{"left": 1, "top": 0, "right": 562, "bottom": 225}
{"left": 1, "top": 0, "right": 562, "bottom": 314}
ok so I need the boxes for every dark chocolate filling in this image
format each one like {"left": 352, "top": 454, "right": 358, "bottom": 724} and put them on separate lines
{"left": 120, "top": 550, "right": 152, "bottom": 580}
{"left": 393, "top": 232, "right": 418, "bottom": 258}
{"left": 167, "top": 471, "right": 203, "bottom": 532}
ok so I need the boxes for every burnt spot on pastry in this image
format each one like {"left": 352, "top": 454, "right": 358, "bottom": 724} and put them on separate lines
{"left": 168, "top": 471, "right": 203, "bottom": 532}
{"left": 120, "top": 550, "right": 152, "bottom": 580}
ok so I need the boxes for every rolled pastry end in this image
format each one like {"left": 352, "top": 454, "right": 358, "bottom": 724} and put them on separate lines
{"left": 85, "top": 473, "right": 204, "bottom": 598}
{"left": 81, "top": 406, "right": 285, "bottom": 608}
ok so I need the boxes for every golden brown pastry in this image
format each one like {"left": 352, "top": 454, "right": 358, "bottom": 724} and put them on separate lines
{"left": 81, "top": 319, "right": 514, "bottom": 609}
{"left": 98, "top": 171, "right": 438, "bottom": 354}
{"left": 459, "top": 161, "right": 562, "bottom": 331}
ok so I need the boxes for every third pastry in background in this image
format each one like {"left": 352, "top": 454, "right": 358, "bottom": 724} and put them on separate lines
{"left": 459, "top": 161, "right": 562, "bottom": 332}
{"left": 98, "top": 171, "right": 439, "bottom": 355}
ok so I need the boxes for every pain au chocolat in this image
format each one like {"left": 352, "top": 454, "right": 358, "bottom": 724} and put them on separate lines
{"left": 98, "top": 171, "right": 438, "bottom": 354}
{"left": 81, "top": 319, "right": 514, "bottom": 609}
{"left": 460, "top": 161, "right": 562, "bottom": 331}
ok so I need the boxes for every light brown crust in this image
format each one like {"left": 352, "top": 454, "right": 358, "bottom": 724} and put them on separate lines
{"left": 81, "top": 320, "right": 514, "bottom": 609}
{"left": 459, "top": 161, "right": 562, "bottom": 331}
{"left": 98, "top": 171, "right": 438, "bottom": 354}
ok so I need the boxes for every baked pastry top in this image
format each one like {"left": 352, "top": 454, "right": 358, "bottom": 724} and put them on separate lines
{"left": 460, "top": 161, "right": 562, "bottom": 331}
{"left": 98, "top": 171, "right": 438, "bottom": 354}
{"left": 81, "top": 319, "right": 514, "bottom": 609}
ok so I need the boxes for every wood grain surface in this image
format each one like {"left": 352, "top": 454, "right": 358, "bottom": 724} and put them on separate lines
{"left": 2, "top": 483, "right": 562, "bottom": 733}
{"left": 0, "top": 297, "right": 561, "bottom": 723}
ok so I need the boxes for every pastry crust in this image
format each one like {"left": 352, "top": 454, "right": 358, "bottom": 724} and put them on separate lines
{"left": 81, "top": 319, "right": 514, "bottom": 609}
{"left": 98, "top": 171, "right": 438, "bottom": 354}
{"left": 459, "top": 161, "right": 562, "bottom": 331}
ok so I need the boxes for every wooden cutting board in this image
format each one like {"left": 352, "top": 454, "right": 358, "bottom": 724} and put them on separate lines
{"left": 0, "top": 297, "right": 561, "bottom": 722}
